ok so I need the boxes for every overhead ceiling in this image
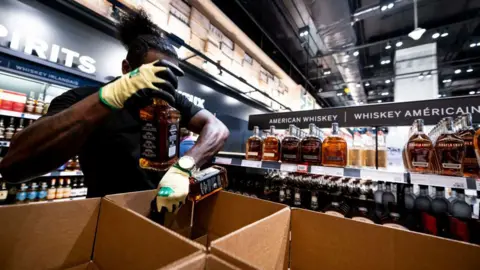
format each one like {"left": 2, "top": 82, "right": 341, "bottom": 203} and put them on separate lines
{"left": 213, "top": 0, "right": 480, "bottom": 107}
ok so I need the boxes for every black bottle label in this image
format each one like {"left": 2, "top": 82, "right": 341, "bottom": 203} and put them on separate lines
{"left": 140, "top": 121, "right": 159, "bottom": 159}
{"left": 166, "top": 123, "right": 178, "bottom": 159}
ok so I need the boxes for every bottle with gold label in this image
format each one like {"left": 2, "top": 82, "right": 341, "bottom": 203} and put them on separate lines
{"left": 363, "top": 129, "right": 375, "bottom": 168}
{"left": 139, "top": 99, "right": 181, "bottom": 171}
{"left": 322, "top": 123, "right": 347, "bottom": 167}
{"left": 377, "top": 129, "right": 387, "bottom": 168}
{"left": 457, "top": 114, "right": 479, "bottom": 177}
{"left": 406, "top": 119, "right": 435, "bottom": 174}
{"left": 262, "top": 126, "right": 280, "bottom": 161}
{"left": 434, "top": 117, "right": 465, "bottom": 176}
{"left": 47, "top": 179, "right": 56, "bottom": 200}
{"left": 55, "top": 178, "right": 64, "bottom": 199}
{"left": 348, "top": 129, "right": 364, "bottom": 167}
{"left": 245, "top": 126, "right": 263, "bottom": 161}
{"left": 63, "top": 178, "right": 72, "bottom": 199}
{"left": 281, "top": 125, "right": 300, "bottom": 163}
{"left": 300, "top": 124, "right": 322, "bottom": 165}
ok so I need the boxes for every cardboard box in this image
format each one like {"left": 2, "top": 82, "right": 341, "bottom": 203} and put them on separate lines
{"left": 212, "top": 208, "right": 480, "bottom": 270}
{"left": 0, "top": 198, "right": 203, "bottom": 270}
{"left": 160, "top": 254, "right": 240, "bottom": 270}
{"left": 105, "top": 190, "right": 289, "bottom": 250}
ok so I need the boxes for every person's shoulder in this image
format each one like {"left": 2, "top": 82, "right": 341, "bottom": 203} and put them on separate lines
{"left": 66, "top": 86, "right": 100, "bottom": 99}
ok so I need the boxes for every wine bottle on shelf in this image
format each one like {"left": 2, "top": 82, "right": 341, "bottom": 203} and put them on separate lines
{"left": 26, "top": 182, "right": 38, "bottom": 202}
{"left": 431, "top": 186, "right": 451, "bottom": 237}
{"left": 38, "top": 182, "right": 48, "bottom": 202}
{"left": 449, "top": 189, "right": 472, "bottom": 242}
{"left": 25, "top": 91, "right": 35, "bottom": 113}
{"left": 414, "top": 185, "right": 436, "bottom": 234}
{"left": 15, "top": 183, "right": 27, "bottom": 204}
{"left": 280, "top": 125, "right": 300, "bottom": 163}
{"left": 363, "top": 129, "right": 376, "bottom": 168}
{"left": 246, "top": 126, "right": 263, "bottom": 161}
{"left": 35, "top": 93, "right": 45, "bottom": 114}
{"left": 262, "top": 126, "right": 280, "bottom": 161}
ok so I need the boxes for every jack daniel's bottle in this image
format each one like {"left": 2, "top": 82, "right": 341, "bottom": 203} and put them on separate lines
{"left": 139, "top": 99, "right": 181, "bottom": 171}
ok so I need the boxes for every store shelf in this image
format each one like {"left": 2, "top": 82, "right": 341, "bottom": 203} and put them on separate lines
{"left": 42, "top": 171, "right": 83, "bottom": 177}
{"left": 213, "top": 156, "right": 480, "bottom": 189}
{"left": 0, "top": 109, "right": 41, "bottom": 120}
{"left": 17, "top": 196, "right": 87, "bottom": 205}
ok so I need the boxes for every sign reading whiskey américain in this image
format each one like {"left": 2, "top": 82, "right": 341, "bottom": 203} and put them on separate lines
{"left": 248, "top": 95, "right": 480, "bottom": 129}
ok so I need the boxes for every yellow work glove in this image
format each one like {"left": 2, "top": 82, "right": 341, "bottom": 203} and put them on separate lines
{"left": 155, "top": 165, "right": 191, "bottom": 213}
{"left": 99, "top": 59, "right": 184, "bottom": 109}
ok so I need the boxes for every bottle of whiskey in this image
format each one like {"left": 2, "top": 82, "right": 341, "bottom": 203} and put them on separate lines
{"left": 139, "top": 99, "right": 181, "bottom": 171}
{"left": 431, "top": 186, "right": 451, "bottom": 237}
{"left": 435, "top": 117, "right": 466, "bottom": 176}
{"left": 0, "top": 118, "right": 5, "bottom": 140}
{"left": 47, "top": 179, "right": 56, "bottom": 200}
{"left": 187, "top": 166, "right": 228, "bottom": 202}
{"left": 377, "top": 129, "right": 388, "bottom": 168}
{"left": 0, "top": 182, "right": 8, "bottom": 204}
{"left": 322, "top": 123, "right": 347, "bottom": 167}
{"left": 63, "top": 178, "right": 72, "bottom": 199}
{"left": 262, "top": 126, "right": 280, "bottom": 161}
{"left": 245, "top": 126, "right": 263, "bottom": 161}
{"left": 281, "top": 125, "right": 300, "bottom": 163}
{"left": 5, "top": 117, "right": 15, "bottom": 140}
{"left": 363, "top": 129, "right": 376, "bottom": 168}
{"left": 457, "top": 114, "right": 479, "bottom": 177}
{"left": 414, "top": 185, "right": 435, "bottom": 234}
{"left": 16, "top": 183, "right": 27, "bottom": 204}
{"left": 300, "top": 124, "right": 322, "bottom": 165}
{"left": 449, "top": 189, "right": 472, "bottom": 242}
{"left": 15, "top": 119, "right": 24, "bottom": 135}
{"left": 55, "top": 178, "right": 64, "bottom": 199}
{"left": 374, "top": 181, "right": 385, "bottom": 219}
{"left": 34, "top": 93, "right": 45, "bottom": 115}
{"left": 406, "top": 119, "right": 435, "bottom": 174}
{"left": 348, "top": 129, "right": 364, "bottom": 167}
{"left": 323, "top": 179, "right": 350, "bottom": 218}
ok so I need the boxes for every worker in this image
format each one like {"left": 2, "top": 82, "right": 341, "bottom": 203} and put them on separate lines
{"left": 0, "top": 11, "right": 229, "bottom": 213}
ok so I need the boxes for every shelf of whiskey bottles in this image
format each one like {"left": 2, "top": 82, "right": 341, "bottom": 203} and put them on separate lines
{"left": 225, "top": 171, "right": 480, "bottom": 245}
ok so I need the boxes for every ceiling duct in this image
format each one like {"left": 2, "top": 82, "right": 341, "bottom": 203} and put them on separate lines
{"left": 302, "top": 0, "right": 367, "bottom": 104}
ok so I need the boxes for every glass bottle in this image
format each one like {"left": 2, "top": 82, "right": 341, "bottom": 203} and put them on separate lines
{"left": 15, "top": 118, "right": 24, "bottom": 135}
{"left": 434, "top": 117, "right": 466, "bottom": 176}
{"left": 322, "top": 123, "right": 347, "bottom": 167}
{"left": 323, "top": 180, "right": 350, "bottom": 218}
{"left": 245, "top": 126, "right": 263, "bottom": 161}
{"left": 457, "top": 114, "right": 479, "bottom": 177}
{"left": 0, "top": 118, "right": 5, "bottom": 140}
{"left": 377, "top": 129, "right": 387, "bottom": 168}
{"left": 414, "top": 185, "right": 435, "bottom": 234}
{"left": 300, "top": 124, "right": 322, "bottom": 165}
{"left": 38, "top": 182, "right": 48, "bottom": 202}
{"left": 47, "top": 179, "right": 57, "bottom": 200}
{"left": 431, "top": 187, "right": 451, "bottom": 237}
{"left": 55, "top": 178, "right": 64, "bottom": 199}
{"left": 139, "top": 99, "right": 181, "bottom": 171}
{"left": 382, "top": 183, "right": 396, "bottom": 209}
{"left": 281, "top": 125, "right": 300, "bottom": 163}
{"left": 374, "top": 181, "right": 385, "bottom": 219}
{"left": 382, "top": 202, "right": 408, "bottom": 230}
{"left": 25, "top": 91, "right": 35, "bottom": 113}
{"left": 406, "top": 119, "right": 435, "bottom": 174}
{"left": 0, "top": 182, "right": 8, "bottom": 204}
{"left": 262, "top": 126, "right": 280, "bottom": 161}
{"left": 15, "top": 183, "right": 27, "bottom": 204}
{"left": 449, "top": 189, "right": 472, "bottom": 242}
{"left": 34, "top": 93, "right": 45, "bottom": 114}
{"left": 403, "top": 184, "right": 418, "bottom": 230}
{"left": 5, "top": 117, "right": 15, "bottom": 140}
{"left": 63, "top": 178, "right": 72, "bottom": 199}
{"left": 26, "top": 182, "right": 38, "bottom": 202}
{"left": 349, "top": 129, "right": 364, "bottom": 167}
{"left": 188, "top": 166, "right": 228, "bottom": 202}
{"left": 363, "top": 129, "right": 376, "bottom": 168}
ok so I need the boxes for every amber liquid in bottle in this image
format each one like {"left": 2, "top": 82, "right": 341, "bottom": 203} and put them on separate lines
{"left": 281, "top": 125, "right": 300, "bottom": 163}
{"left": 434, "top": 117, "right": 466, "bottom": 176}
{"left": 262, "top": 126, "right": 280, "bottom": 161}
{"left": 300, "top": 124, "right": 322, "bottom": 165}
{"left": 139, "top": 99, "right": 181, "bottom": 171}
{"left": 322, "top": 123, "right": 347, "bottom": 167}
{"left": 246, "top": 126, "right": 263, "bottom": 161}
{"left": 406, "top": 119, "right": 435, "bottom": 174}
{"left": 377, "top": 130, "right": 387, "bottom": 168}
{"left": 364, "top": 130, "right": 375, "bottom": 168}
{"left": 348, "top": 129, "right": 364, "bottom": 167}
{"left": 457, "top": 114, "right": 479, "bottom": 177}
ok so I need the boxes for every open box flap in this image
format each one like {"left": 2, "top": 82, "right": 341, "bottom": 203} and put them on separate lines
{"left": 93, "top": 199, "right": 204, "bottom": 270}
{"left": 0, "top": 198, "right": 100, "bottom": 270}
{"left": 290, "top": 208, "right": 480, "bottom": 270}
{"left": 210, "top": 207, "right": 290, "bottom": 270}
{"left": 158, "top": 253, "right": 240, "bottom": 270}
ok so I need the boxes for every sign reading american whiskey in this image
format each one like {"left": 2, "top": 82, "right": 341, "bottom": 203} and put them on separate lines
{"left": 248, "top": 95, "right": 480, "bottom": 129}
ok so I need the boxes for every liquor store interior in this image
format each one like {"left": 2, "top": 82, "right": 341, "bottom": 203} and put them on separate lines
{"left": 0, "top": 0, "right": 479, "bottom": 269}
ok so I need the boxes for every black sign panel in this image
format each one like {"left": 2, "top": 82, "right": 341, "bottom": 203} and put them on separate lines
{"left": 249, "top": 95, "right": 480, "bottom": 129}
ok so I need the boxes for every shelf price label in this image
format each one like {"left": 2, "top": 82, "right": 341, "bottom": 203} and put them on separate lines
{"left": 310, "top": 166, "right": 343, "bottom": 176}
{"left": 360, "top": 169, "right": 405, "bottom": 183}
{"left": 410, "top": 173, "right": 467, "bottom": 189}
{"left": 214, "top": 157, "right": 232, "bottom": 165}
{"left": 240, "top": 160, "right": 262, "bottom": 168}
{"left": 280, "top": 163, "right": 297, "bottom": 172}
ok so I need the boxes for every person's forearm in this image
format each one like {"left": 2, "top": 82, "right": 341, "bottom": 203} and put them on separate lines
{"left": 0, "top": 93, "right": 111, "bottom": 183}
{"left": 186, "top": 118, "right": 229, "bottom": 167}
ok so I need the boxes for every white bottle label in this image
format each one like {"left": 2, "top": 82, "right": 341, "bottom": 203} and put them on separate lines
{"left": 263, "top": 153, "right": 274, "bottom": 157}
{"left": 247, "top": 152, "right": 258, "bottom": 156}
{"left": 0, "top": 190, "right": 7, "bottom": 200}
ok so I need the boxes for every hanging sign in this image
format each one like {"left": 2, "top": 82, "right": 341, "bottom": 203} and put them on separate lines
{"left": 248, "top": 95, "right": 480, "bottom": 129}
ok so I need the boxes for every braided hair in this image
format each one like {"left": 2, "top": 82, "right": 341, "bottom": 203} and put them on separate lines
{"left": 118, "top": 10, "right": 178, "bottom": 69}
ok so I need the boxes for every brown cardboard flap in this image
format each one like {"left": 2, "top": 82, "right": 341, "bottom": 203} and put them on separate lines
{"left": 93, "top": 199, "right": 203, "bottom": 270}
{"left": 0, "top": 199, "right": 100, "bottom": 270}
{"left": 290, "top": 208, "right": 480, "bottom": 270}
{"left": 194, "top": 191, "right": 288, "bottom": 239}
{"left": 159, "top": 254, "right": 240, "bottom": 270}
{"left": 104, "top": 189, "right": 155, "bottom": 217}
{"left": 64, "top": 261, "right": 100, "bottom": 270}
{"left": 210, "top": 208, "right": 290, "bottom": 270}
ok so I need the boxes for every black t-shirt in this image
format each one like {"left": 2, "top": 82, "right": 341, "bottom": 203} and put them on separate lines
{"left": 45, "top": 86, "right": 202, "bottom": 197}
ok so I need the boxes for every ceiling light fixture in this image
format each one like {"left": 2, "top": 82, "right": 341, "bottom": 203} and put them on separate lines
{"left": 441, "top": 32, "right": 448, "bottom": 37}
{"left": 437, "top": 94, "right": 441, "bottom": 98}
{"left": 356, "top": 83, "right": 361, "bottom": 87}
{"left": 454, "top": 69, "right": 462, "bottom": 74}
{"left": 336, "top": 92, "right": 343, "bottom": 96}
{"left": 381, "top": 5, "right": 388, "bottom": 11}
{"left": 365, "top": 82, "right": 370, "bottom": 86}
{"left": 387, "top": 3, "right": 394, "bottom": 9}
{"left": 467, "top": 67, "right": 473, "bottom": 73}
{"left": 385, "top": 79, "right": 391, "bottom": 84}
{"left": 408, "top": 0, "right": 426, "bottom": 40}
{"left": 442, "top": 79, "right": 452, "bottom": 83}
{"left": 396, "top": 41, "right": 403, "bottom": 47}
{"left": 323, "top": 69, "right": 332, "bottom": 75}
{"left": 381, "top": 92, "right": 389, "bottom": 96}
{"left": 477, "top": 42, "right": 480, "bottom": 46}
{"left": 377, "top": 100, "right": 383, "bottom": 103}
{"left": 426, "top": 72, "right": 432, "bottom": 78}
{"left": 432, "top": 32, "right": 440, "bottom": 39}
{"left": 418, "top": 74, "right": 424, "bottom": 80}
{"left": 477, "top": 91, "right": 480, "bottom": 94}
{"left": 353, "top": 50, "right": 359, "bottom": 56}
{"left": 469, "top": 91, "right": 475, "bottom": 95}
{"left": 470, "top": 43, "right": 477, "bottom": 48}
{"left": 298, "top": 26, "right": 309, "bottom": 37}
{"left": 385, "top": 43, "right": 392, "bottom": 50}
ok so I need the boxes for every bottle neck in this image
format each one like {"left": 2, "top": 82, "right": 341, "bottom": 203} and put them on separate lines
{"left": 331, "top": 123, "right": 339, "bottom": 135}
{"left": 253, "top": 127, "right": 259, "bottom": 136}
{"left": 435, "top": 189, "right": 445, "bottom": 198}
{"left": 288, "top": 126, "right": 295, "bottom": 136}
{"left": 419, "top": 187, "right": 428, "bottom": 196}
{"left": 269, "top": 126, "right": 275, "bottom": 135}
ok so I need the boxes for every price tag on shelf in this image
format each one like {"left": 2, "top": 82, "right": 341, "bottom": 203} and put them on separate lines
{"left": 280, "top": 163, "right": 297, "bottom": 172}
{"left": 75, "top": 171, "right": 83, "bottom": 175}
{"left": 310, "top": 166, "right": 343, "bottom": 176}
{"left": 410, "top": 173, "right": 467, "bottom": 189}
{"left": 296, "top": 165, "right": 308, "bottom": 173}
{"left": 360, "top": 169, "right": 405, "bottom": 183}
{"left": 214, "top": 157, "right": 232, "bottom": 165}
{"left": 241, "top": 160, "right": 262, "bottom": 168}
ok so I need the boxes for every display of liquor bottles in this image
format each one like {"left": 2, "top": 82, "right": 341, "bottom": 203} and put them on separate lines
{"left": 434, "top": 117, "right": 466, "bottom": 176}
{"left": 5, "top": 117, "right": 15, "bottom": 140}
{"left": 38, "top": 182, "right": 48, "bottom": 201}
{"left": 449, "top": 189, "right": 472, "bottom": 242}
{"left": 406, "top": 119, "right": 435, "bottom": 174}
{"left": 431, "top": 186, "right": 451, "bottom": 237}
{"left": 15, "top": 183, "right": 27, "bottom": 204}
{"left": 188, "top": 166, "right": 228, "bottom": 202}
{"left": 245, "top": 126, "right": 263, "bottom": 161}
{"left": 0, "top": 118, "right": 5, "bottom": 140}
{"left": 322, "top": 123, "right": 347, "bottom": 167}
{"left": 262, "top": 126, "right": 280, "bottom": 161}
{"left": 300, "top": 123, "right": 322, "bottom": 165}
{"left": 377, "top": 129, "right": 387, "bottom": 168}
{"left": 47, "top": 179, "right": 56, "bottom": 200}
{"left": 26, "top": 182, "right": 38, "bottom": 202}
{"left": 455, "top": 114, "right": 479, "bottom": 177}
{"left": 139, "top": 98, "right": 181, "bottom": 171}
{"left": 280, "top": 125, "right": 300, "bottom": 163}
{"left": 0, "top": 182, "right": 8, "bottom": 204}
{"left": 15, "top": 118, "right": 24, "bottom": 135}
{"left": 348, "top": 129, "right": 364, "bottom": 167}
